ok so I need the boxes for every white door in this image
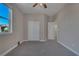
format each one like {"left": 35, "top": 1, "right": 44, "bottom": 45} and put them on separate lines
{"left": 48, "top": 22, "right": 56, "bottom": 40}
{"left": 28, "top": 21, "right": 40, "bottom": 41}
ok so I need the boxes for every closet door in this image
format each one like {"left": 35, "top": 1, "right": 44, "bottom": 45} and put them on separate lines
{"left": 48, "top": 22, "right": 56, "bottom": 40}
{"left": 28, "top": 21, "right": 40, "bottom": 41}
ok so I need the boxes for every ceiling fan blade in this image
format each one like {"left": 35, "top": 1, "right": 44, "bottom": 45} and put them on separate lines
{"left": 43, "top": 3, "right": 47, "bottom": 8}
{"left": 33, "top": 3, "right": 38, "bottom": 7}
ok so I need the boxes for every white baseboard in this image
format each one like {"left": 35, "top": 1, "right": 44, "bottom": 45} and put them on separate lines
{"left": 20, "top": 40, "right": 24, "bottom": 44}
{"left": 40, "top": 40, "right": 46, "bottom": 42}
{"left": 21, "top": 40, "right": 46, "bottom": 42}
{"left": 57, "top": 41, "right": 79, "bottom": 56}
{"left": 22, "top": 40, "right": 39, "bottom": 41}
{"left": 0, "top": 44, "right": 18, "bottom": 56}
{"left": 48, "top": 39, "right": 55, "bottom": 40}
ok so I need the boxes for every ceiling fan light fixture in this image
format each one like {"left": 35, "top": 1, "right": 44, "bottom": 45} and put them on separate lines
{"left": 33, "top": 3, "right": 47, "bottom": 8}
{"left": 39, "top": 3, "right": 43, "bottom": 6}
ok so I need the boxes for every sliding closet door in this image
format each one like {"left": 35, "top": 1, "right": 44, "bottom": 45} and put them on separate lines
{"left": 28, "top": 21, "right": 40, "bottom": 41}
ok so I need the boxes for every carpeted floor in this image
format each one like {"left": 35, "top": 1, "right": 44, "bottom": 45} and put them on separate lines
{"left": 6, "top": 40, "right": 76, "bottom": 56}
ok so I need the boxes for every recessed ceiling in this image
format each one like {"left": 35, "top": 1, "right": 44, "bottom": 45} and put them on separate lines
{"left": 15, "top": 3, "right": 66, "bottom": 16}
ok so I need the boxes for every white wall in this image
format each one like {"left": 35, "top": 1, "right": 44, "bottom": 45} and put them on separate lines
{"left": 0, "top": 4, "right": 24, "bottom": 55}
{"left": 56, "top": 4, "right": 79, "bottom": 55}
{"left": 23, "top": 14, "right": 48, "bottom": 41}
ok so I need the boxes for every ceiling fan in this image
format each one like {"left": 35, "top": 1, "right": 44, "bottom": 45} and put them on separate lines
{"left": 33, "top": 3, "right": 47, "bottom": 8}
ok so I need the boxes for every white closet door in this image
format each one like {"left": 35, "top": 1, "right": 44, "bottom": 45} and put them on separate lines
{"left": 48, "top": 22, "right": 56, "bottom": 40}
{"left": 28, "top": 21, "right": 40, "bottom": 41}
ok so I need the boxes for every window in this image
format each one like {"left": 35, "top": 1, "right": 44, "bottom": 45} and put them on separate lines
{"left": 0, "top": 3, "right": 12, "bottom": 33}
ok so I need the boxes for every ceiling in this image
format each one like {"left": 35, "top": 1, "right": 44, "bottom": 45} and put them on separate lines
{"left": 15, "top": 3, "right": 66, "bottom": 16}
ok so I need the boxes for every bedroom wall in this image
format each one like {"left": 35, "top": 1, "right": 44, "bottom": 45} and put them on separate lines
{"left": 0, "top": 4, "right": 24, "bottom": 55}
{"left": 56, "top": 4, "right": 79, "bottom": 55}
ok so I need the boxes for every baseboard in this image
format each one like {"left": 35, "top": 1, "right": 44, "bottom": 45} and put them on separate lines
{"left": 20, "top": 40, "right": 24, "bottom": 44}
{"left": 57, "top": 41, "right": 79, "bottom": 56}
{"left": 0, "top": 44, "right": 18, "bottom": 56}
{"left": 22, "top": 40, "right": 39, "bottom": 41}
{"left": 40, "top": 40, "right": 46, "bottom": 42}
{"left": 48, "top": 39, "right": 55, "bottom": 40}
{"left": 21, "top": 40, "right": 46, "bottom": 42}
